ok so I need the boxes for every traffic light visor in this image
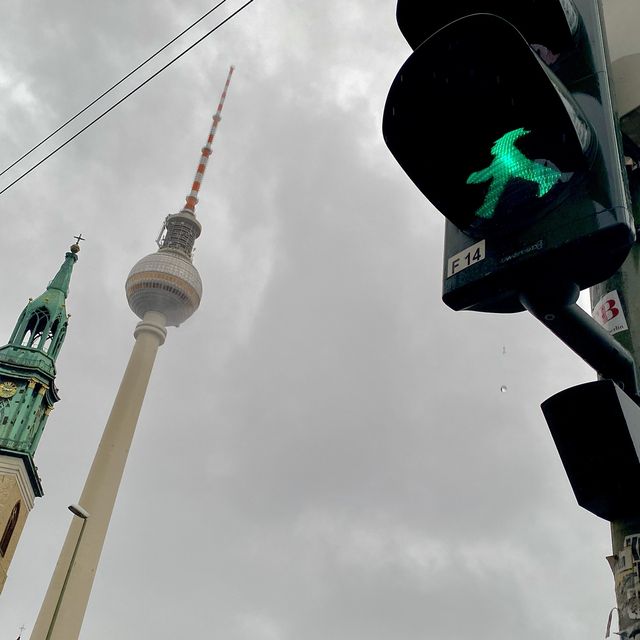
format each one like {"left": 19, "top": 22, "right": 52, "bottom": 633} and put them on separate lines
{"left": 383, "top": 14, "right": 590, "bottom": 239}
{"left": 396, "top": 0, "right": 578, "bottom": 52}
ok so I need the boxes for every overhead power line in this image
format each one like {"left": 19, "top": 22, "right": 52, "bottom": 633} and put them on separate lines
{"left": 0, "top": 0, "right": 230, "bottom": 181}
{"left": 0, "top": 0, "right": 255, "bottom": 198}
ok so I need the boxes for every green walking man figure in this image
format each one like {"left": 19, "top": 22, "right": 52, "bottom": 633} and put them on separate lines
{"left": 466, "top": 127, "right": 562, "bottom": 219}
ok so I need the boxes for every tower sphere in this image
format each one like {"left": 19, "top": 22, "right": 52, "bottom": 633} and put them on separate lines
{"left": 125, "top": 250, "right": 202, "bottom": 327}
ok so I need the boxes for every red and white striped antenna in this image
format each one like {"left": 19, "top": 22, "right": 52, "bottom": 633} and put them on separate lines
{"left": 183, "top": 65, "right": 235, "bottom": 214}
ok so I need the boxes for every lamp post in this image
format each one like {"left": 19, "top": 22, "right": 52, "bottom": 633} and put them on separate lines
{"left": 44, "top": 505, "right": 89, "bottom": 640}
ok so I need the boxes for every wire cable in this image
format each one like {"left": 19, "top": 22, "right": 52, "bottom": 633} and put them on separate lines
{"left": 0, "top": 0, "right": 230, "bottom": 180}
{"left": 0, "top": 0, "right": 254, "bottom": 197}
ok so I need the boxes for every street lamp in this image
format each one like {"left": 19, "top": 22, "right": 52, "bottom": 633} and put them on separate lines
{"left": 45, "top": 504, "right": 90, "bottom": 640}
{"left": 67, "top": 505, "right": 89, "bottom": 520}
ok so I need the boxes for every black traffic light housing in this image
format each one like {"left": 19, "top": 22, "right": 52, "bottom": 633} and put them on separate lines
{"left": 383, "top": 1, "right": 634, "bottom": 313}
{"left": 542, "top": 379, "right": 640, "bottom": 521}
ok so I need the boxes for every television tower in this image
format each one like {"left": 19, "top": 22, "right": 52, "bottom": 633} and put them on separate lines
{"left": 30, "top": 66, "right": 234, "bottom": 640}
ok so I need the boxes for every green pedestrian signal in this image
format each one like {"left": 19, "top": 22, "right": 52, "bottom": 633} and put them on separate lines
{"left": 384, "top": 14, "right": 590, "bottom": 241}
{"left": 466, "top": 128, "right": 563, "bottom": 220}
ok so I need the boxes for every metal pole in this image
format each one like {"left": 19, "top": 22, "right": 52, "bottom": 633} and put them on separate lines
{"left": 590, "top": 163, "right": 640, "bottom": 640}
{"left": 591, "top": 0, "right": 640, "bottom": 636}
{"left": 520, "top": 293, "right": 639, "bottom": 398}
{"left": 44, "top": 505, "right": 89, "bottom": 640}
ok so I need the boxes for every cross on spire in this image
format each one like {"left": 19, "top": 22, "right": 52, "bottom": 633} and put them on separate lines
{"left": 74, "top": 233, "right": 85, "bottom": 245}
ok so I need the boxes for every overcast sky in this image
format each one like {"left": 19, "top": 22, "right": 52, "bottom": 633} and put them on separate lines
{"left": 0, "top": 1, "right": 632, "bottom": 638}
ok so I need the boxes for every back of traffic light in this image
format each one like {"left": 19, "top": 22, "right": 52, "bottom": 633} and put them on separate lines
{"left": 383, "top": 0, "right": 634, "bottom": 312}
{"left": 542, "top": 378, "right": 640, "bottom": 521}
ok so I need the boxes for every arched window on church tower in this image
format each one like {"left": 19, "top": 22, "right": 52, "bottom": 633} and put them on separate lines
{"left": 20, "top": 308, "right": 50, "bottom": 349}
{"left": 42, "top": 318, "right": 59, "bottom": 354}
{"left": 0, "top": 501, "right": 20, "bottom": 557}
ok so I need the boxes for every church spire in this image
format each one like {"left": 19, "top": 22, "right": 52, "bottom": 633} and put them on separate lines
{"left": 47, "top": 235, "right": 83, "bottom": 297}
{"left": 0, "top": 241, "right": 80, "bottom": 459}
{"left": 6, "top": 241, "right": 80, "bottom": 365}
{"left": 0, "top": 241, "right": 80, "bottom": 594}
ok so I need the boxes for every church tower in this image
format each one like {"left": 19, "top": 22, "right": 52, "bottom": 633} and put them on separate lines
{"left": 0, "top": 241, "right": 80, "bottom": 593}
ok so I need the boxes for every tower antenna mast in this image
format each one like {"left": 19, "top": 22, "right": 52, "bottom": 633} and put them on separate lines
{"left": 184, "top": 64, "right": 234, "bottom": 214}
{"left": 156, "top": 65, "right": 234, "bottom": 248}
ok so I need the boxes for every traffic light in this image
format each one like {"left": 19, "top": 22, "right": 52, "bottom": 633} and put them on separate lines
{"left": 542, "top": 379, "right": 640, "bottom": 520}
{"left": 383, "top": 1, "right": 634, "bottom": 313}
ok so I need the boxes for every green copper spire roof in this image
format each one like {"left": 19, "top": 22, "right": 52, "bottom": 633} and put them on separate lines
{"left": 3, "top": 242, "right": 81, "bottom": 371}
{"left": 47, "top": 246, "right": 79, "bottom": 297}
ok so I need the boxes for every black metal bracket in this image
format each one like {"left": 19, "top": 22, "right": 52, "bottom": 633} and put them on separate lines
{"left": 520, "top": 285, "right": 640, "bottom": 401}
